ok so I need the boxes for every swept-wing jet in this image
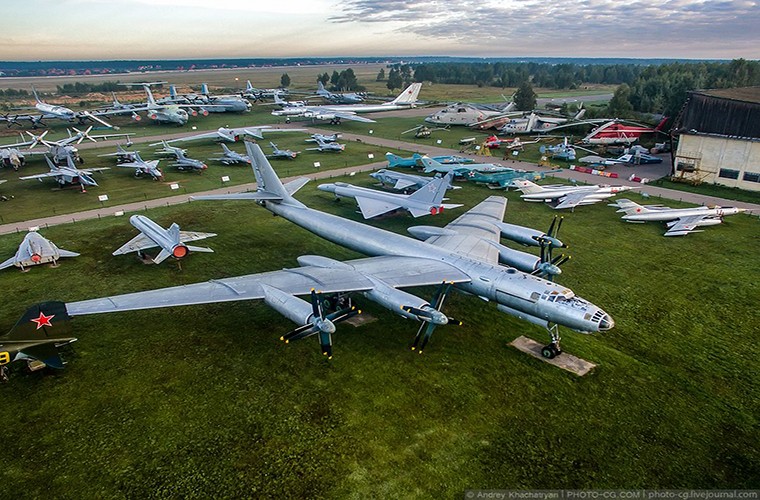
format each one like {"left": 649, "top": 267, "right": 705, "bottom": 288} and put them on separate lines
{"left": 154, "top": 141, "right": 207, "bottom": 172}
{"left": 152, "top": 126, "right": 304, "bottom": 146}
{"left": 306, "top": 137, "right": 345, "bottom": 152}
{"left": 385, "top": 152, "right": 473, "bottom": 168}
{"left": 512, "top": 179, "right": 637, "bottom": 210}
{"left": 610, "top": 199, "right": 747, "bottom": 236}
{"left": 272, "top": 83, "right": 421, "bottom": 125}
{"left": 466, "top": 168, "right": 564, "bottom": 189}
{"left": 370, "top": 169, "right": 459, "bottom": 193}
{"left": 0, "top": 231, "right": 79, "bottom": 271}
{"left": 419, "top": 156, "right": 513, "bottom": 177}
{"left": 209, "top": 144, "right": 251, "bottom": 165}
{"left": 316, "top": 81, "right": 364, "bottom": 104}
{"left": 112, "top": 215, "right": 216, "bottom": 264}
{"left": 115, "top": 152, "right": 163, "bottom": 180}
{"left": 0, "top": 302, "right": 77, "bottom": 375}
{"left": 0, "top": 144, "right": 26, "bottom": 170}
{"left": 19, "top": 155, "right": 108, "bottom": 192}
{"left": 242, "top": 80, "right": 285, "bottom": 101}
{"left": 0, "top": 86, "right": 120, "bottom": 130}
{"left": 41, "top": 142, "right": 613, "bottom": 361}
{"left": 319, "top": 172, "right": 461, "bottom": 219}
{"left": 268, "top": 142, "right": 299, "bottom": 160}
{"left": 306, "top": 133, "right": 341, "bottom": 143}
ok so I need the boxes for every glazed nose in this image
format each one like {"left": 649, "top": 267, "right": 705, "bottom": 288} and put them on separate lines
{"left": 599, "top": 314, "right": 615, "bottom": 331}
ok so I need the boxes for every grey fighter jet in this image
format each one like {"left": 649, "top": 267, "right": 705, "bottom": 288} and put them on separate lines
{"left": 370, "top": 169, "right": 459, "bottom": 193}
{"left": 210, "top": 144, "right": 251, "bottom": 165}
{"left": 112, "top": 215, "right": 216, "bottom": 264}
{"left": 19, "top": 155, "right": 109, "bottom": 192}
{"left": 610, "top": 199, "right": 748, "bottom": 236}
{"left": 318, "top": 172, "right": 461, "bottom": 219}
{"left": 41, "top": 142, "right": 613, "bottom": 362}
{"left": 0, "top": 231, "right": 79, "bottom": 271}
{"left": 512, "top": 179, "right": 637, "bottom": 210}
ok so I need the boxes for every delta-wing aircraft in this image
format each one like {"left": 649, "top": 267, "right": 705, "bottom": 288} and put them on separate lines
{"left": 306, "top": 137, "right": 345, "bottom": 152}
{"left": 419, "top": 156, "right": 513, "bottom": 177}
{"left": 0, "top": 231, "right": 79, "bottom": 271}
{"left": 610, "top": 199, "right": 747, "bottom": 236}
{"left": 318, "top": 172, "right": 461, "bottom": 219}
{"left": 115, "top": 152, "right": 164, "bottom": 180}
{"left": 512, "top": 179, "right": 637, "bottom": 210}
{"left": 370, "top": 169, "right": 459, "bottom": 193}
{"left": 24, "top": 142, "right": 613, "bottom": 361}
{"left": 0, "top": 302, "right": 77, "bottom": 374}
{"left": 385, "top": 152, "right": 473, "bottom": 168}
{"left": 112, "top": 215, "right": 216, "bottom": 264}
{"left": 19, "top": 155, "right": 108, "bottom": 192}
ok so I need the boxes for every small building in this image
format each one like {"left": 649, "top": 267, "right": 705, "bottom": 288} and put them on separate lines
{"left": 672, "top": 87, "right": 760, "bottom": 191}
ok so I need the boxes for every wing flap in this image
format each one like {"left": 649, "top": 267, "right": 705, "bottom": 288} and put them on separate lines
{"left": 355, "top": 196, "right": 400, "bottom": 219}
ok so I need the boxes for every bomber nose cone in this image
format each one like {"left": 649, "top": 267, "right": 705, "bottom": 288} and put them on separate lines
{"left": 599, "top": 313, "right": 615, "bottom": 331}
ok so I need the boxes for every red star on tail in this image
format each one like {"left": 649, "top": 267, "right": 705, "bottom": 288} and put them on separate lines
{"left": 31, "top": 312, "right": 55, "bottom": 330}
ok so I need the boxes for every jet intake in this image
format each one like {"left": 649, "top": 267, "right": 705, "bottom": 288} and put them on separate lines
{"left": 362, "top": 277, "right": 432, "bottom": 322}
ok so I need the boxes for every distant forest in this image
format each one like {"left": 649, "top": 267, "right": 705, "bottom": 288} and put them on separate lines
{"left": 405, "top": 59, "right": 760, "bottom": 120}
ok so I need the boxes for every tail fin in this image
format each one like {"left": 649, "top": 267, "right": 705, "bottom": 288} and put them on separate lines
{"left": 317, "top": 81, "right": 327, "bottom": 94}
{"left": 419, "top": 156, "right": 447, "bottom": 173}
{"left": 408, "top": 172, "right": 452, "bottom": 207}
{"left": 611, "top": 198, "right": 647, "bottom": 215}
{"left": 246, "top": 81, "right": 254, "bottom": 92}
{"left": 221, "top": 143, "right": 233, "bottom": 154}
{"left": 201, "top": 83, "right": 209, "bottom": 96}
{"left": 31, "top": 85, "right": 42, "bottom": 103}
{"left": 654, "top": 117, "right": 669, "bottom": 132}
{"left": 169, "top": 85, "right": 178, "bottom": 99}
{"left": 385, "top": 153, "right": 404, "bottom": 168}
{"left": 6, "top": 302, "right": 71, "bottom": 342}
{"left": 511, "top": 179, "right": 545, "bottom": 194}
{"left": 389, "top": 83, "right": 422, "bottom": 106}
{"left": 574, "top": 107, "right": 586, "bottom": 120}
{"left": 143, "top": 85, "right": 158, "bottom": 107}
{"left": 168, "top": 222, "right": 181, "bottom": 245}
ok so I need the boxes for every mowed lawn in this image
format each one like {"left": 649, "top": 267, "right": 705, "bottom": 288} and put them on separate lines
{"left": 0, "top": 163, "right": 758, "bottom": 497}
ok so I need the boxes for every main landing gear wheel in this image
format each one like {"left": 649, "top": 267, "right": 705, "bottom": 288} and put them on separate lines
{"left": 541, "top": 344, "right": 561, "bottom": 359}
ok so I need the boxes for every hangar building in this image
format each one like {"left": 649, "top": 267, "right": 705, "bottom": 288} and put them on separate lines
{"left": 672, "top": 87, "right": 760, "bottom": 192}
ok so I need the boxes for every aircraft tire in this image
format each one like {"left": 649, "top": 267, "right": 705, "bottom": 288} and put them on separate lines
{"left": 541, "top": 345, "right": 559, "bottom": 359}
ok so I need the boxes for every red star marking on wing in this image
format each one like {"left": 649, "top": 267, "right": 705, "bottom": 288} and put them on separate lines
{"left": 31, "top": 312, "right": 55, "bottom": 330}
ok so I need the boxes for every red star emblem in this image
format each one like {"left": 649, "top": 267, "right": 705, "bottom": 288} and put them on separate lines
{"left": 31, "top": 311, "right": 55, "bottom": 330}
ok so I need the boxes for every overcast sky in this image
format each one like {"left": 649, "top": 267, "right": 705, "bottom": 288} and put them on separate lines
{"left": 4, "top": 0, "right": 759, "bottom": 60}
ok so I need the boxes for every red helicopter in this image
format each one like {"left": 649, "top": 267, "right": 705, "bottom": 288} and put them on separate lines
{"left": 582, "top": 117, "right": 669, "bottom": 145}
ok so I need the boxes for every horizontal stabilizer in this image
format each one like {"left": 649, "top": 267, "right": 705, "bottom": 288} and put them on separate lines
{"left": 185, "top": 245, "right": 214, "bottom": 253}
{"left": 283, "top": 177, "right": 310, "bottom": 196}
{"left": 152, "top": 248, "right": 173, "bottom": 264}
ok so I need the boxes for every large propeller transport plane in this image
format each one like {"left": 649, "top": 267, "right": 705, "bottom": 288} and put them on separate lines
{"left": 0, "top": 231, "right": 79, "bottom": 272}
{"left": 610, "top": 199, "right": 747, "bottom": 236}
{"left": 112, "top": 215, "right": 216, "bottom": 264}
{"left": 512, "top": 179, "right": 637, "bottom": 210}
{"left": 318, "top": 172, "right": 461, "bottom": 219}
{"left": 14, "top": 142, "right": 614, "bottom": 366}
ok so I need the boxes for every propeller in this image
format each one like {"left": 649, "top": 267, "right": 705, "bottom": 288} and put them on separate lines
{"left": 409, "top": 282, "right": 462, "bottom": 354}
{"left": 280, "top": 290, "right": 359, "bottom": 359}
{"left": 530, "top": 217, "right": 570, "bottom": 281}
{"left": 72, "top": 126, "right": 96, "bottom": 144}
{"left": 26, "top": 130, "right": 49, "bottom": 149}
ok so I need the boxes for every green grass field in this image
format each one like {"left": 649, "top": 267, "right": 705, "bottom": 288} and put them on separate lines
{"left": 0, "top": 167, "right": 758, "bottom": 497}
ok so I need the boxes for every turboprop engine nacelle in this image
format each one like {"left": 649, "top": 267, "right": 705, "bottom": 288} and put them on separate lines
{"left": 486, "top": 241, "right": 541, "bottom": 273}
{"left": 494, "top": 221, "right": 563, "bottom": 248}
{"left": 261, "top": 284, "right": 333, "bottom": 333}
{"left": 363, "top": 277, "right": 447, "bottom": 325}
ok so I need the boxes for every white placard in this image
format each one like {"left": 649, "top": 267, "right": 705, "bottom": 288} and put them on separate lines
{"left": 98, "top": 194, "right": 109, "bottom": 202}
{"left": 436, "top": 139, "right": 442, "bottom": 144}
{"left": 170, "top": 183, "right": 180, "bottom": 190}
{"left": 512, "top": 150, "right": 519, "bottom": 156}
{"left": 349, "top": 172, "right": 356, "bottom": 176}
{"left": 313, "top": 162, "right": 321, "bottom": 168}
{"left": 474, "top": 145, "right": 481, "bottom": 150}
{"left": 221, "top": 175, "right": 230, "bottom": 182}
{"left": 29, "top": 226, "right": 39, "bottom": 231}
{"left": 192, "top": 126, "right": 197, "bottom": 130}
{"left": 114, "top": 211, "right": 124, "bottom": 217}
{"left": 368, "top": 130, "right": 374, "bottom": 134}
{"left": 367, "top": 153, "right": 374, "bottom": 159}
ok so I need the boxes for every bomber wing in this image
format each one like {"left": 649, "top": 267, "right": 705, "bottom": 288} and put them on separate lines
{"left": 64, "top": 255, "right": 470, "bottom": 316}
{"left": 424, "top": 196, "right": 506, "bottom": 263}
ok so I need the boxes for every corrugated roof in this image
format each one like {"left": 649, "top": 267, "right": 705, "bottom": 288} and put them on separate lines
{"left": 695, "top": 87, "right": 760, "bottom": 104}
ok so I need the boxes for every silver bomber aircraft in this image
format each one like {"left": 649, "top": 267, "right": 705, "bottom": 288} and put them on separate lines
{"left": 33, "top": 142, "right": 613, "bottom": 361}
